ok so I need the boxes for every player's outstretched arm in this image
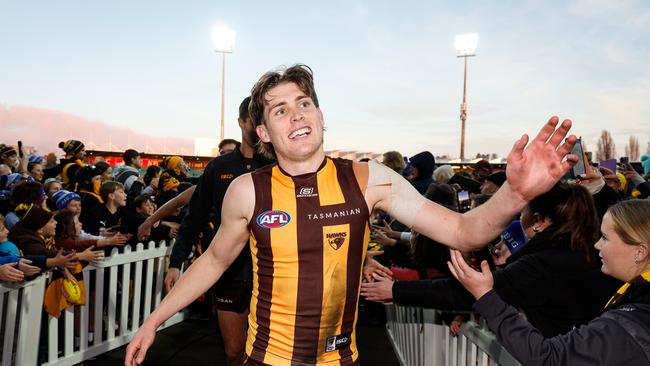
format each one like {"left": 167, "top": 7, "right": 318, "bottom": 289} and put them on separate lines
{"left": 124, "top": 175, "right": 254, "bottom": 366}
{"left": 372, "top": 116, "right": 577, "bottom": 251}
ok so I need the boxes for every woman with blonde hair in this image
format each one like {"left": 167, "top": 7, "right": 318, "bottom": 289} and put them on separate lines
{"left": 450, "top": 199, "right": 650, "bottom": 365}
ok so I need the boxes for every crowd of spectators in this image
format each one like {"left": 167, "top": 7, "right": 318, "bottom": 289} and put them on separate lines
{"left": 2, "top": 136, "right": 650, "bottom": 365}
{"left": 0, "top": 141, "right": 185, "bottom": 318}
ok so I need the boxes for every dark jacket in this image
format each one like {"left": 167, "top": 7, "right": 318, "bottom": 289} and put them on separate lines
{"left": 409, "top": 151, "right": 435, "bottom": 195}
{"left": 474, "top": 279, "right": 650, "bottom": 366}
{"left": 43, "top": 158, "right": 82, "bottom": 190}
{"left": 393, "top": 228, "right": 621, "bottom": 337}
{"left": 169, "top": 148, "right": 273, "bottom": 282}
{"left": 82, "top": 204, "right": 125, "bottom": 236}
{"left": 9, "top": 224, "right": 56, "bottom": 259}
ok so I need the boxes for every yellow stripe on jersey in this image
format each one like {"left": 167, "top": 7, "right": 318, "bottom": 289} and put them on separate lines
{"left": 263, "top": 166, "right": 299, "bottom": 365}
{"left": 317, "top": 223, "right": 351, "bottom": 361}
{"left": 247, "top": 234, "right": 261, "bottom": 358}
{"left": 317, "top": 159, "right": 345, "bottom": 206}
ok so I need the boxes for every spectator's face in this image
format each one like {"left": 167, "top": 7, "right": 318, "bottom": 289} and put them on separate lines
{"left": 101, "top": 168, "right": 112, "bottom": 182}
{"left": 136, "top": 199, "right": 154, "bottom": 216}
{"left": 73, "top": 215, "right": 82, "bottom": 236}
{"left": 75, "top": 149, "right": 86, "bottom": 160}
{"left": 133, "top": 156, "right": 142, "bottom": 169}
{"left": 30, "top": 163, "right": 44, "bottom": 181}
{"left": 6, "top": 154, "right": 18, "bottom": 167}
{"left": 66, "top": 200, "right": 82, "bottom": 214}
{"left": 110, "top": 188, "right": 127, "bottom": 207}
{"left": 0, "top": 223, "right": 8, "bottom": 242}
{"left": 594, "top": 213, "right": 644, "bottom": 282}
{"left": 47, "top": 182, "right": 62, "bottom": 197}
{"left": 40, "top": 217, "right": 57, "bottom": 237}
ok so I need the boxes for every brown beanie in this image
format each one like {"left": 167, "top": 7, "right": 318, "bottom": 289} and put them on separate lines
{"left": 14, "top": 203, "right": 53, "bottom": 231}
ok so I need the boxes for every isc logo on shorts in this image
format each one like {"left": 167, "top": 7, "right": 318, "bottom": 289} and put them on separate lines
{"left": 257, "top": 210, "right": 291, "bottom": 229}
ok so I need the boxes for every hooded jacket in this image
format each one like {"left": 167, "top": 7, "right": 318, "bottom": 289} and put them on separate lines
{"left": 409, "top": 151, "right": 435, "bottom": 195}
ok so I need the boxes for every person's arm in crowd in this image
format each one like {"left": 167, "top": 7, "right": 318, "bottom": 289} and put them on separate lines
{"left": 168, "top": 164, "right": 217, "bottom": 270}
{"left": 138, "top": 185, "right": 195, "bottom": 241}
{"left": 364, "top": 251, "right": 549, "bottom": 311}
{"left": 0, "top": 262, "right": 24, "bottom": 282}
{"left": 163, "top": 164, "right": 219, "bottom": 292}
{"left": 78, "top": 231, "right": 104, "bottom": 241}
{"left": 448, "top": 250, "right": 642, "bottom": 366}
{"left": 125, "top": 174, "right": 253, "bottom": 366}
{"left": 393, "top": 278, "right": 475, "bottom": 310}
{"left": 43, "top": 164, "right": 62, "bottom": 181}
{"left": 370, "top": 117, "right": 576, "bottom": 251}
{"left": 0, "top": 256, "right": 20, "bottom": 265}
{"left": 475, "top": 290, "right": 641, "bottom": 366}
{"left": 624, "top": 167, "right": 650, "bottom": 199}
{"left": 57, "top": 235, "right": 128, "bottom": 251}
{"left": 45, "top": 249, "right": 78, "bottom": 269}
{"left": 21, "top": 254, "right": 47, "bottom": 269}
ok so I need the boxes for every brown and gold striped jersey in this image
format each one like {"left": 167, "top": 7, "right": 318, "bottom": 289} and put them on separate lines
{"left": 246, "top": 157, "right": 370, "bottom": 365}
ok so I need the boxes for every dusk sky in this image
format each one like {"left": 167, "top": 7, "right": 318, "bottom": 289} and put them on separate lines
{"left": 1, "top": 0, "right": 649, "bottom": 158}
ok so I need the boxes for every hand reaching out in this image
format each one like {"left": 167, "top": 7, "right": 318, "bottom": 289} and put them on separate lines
{"left": 78, "top": 246, "right": 105, "bottom": 264}
{"left": 506, "top": 116, "right": 577, "bottom": 201}
{"left": 18, "top": 258, "right": 41, "bottom": 276}
{"left": 447, "top": 249, "right": 493, "bottom": 300}
{"left": 362, "top": 250, "right": 393, "bottom": 283}
{"left": 0, "top": 262, "right": 25, "bottom": 282}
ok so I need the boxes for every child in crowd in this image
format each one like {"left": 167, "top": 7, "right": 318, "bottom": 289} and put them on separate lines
{"left": 7, "top": 204, "right": 78, "bottom": 270}
{"left": 83, "top": 181, "right": 129, "bottom": 237}
{"left": 4, "top": 180, "right": 47, "bottom": 230}
{"left": 44, "top": 178, "right": 62, "bottom": 198}
{"left": 123, "top": 194, "right": 177, "bottom": 244}
{"left": 54, "top": 210, "right": 127, "bottom": 253}
{"left": 0, "top": 213, "right": 41, "bottom": 282}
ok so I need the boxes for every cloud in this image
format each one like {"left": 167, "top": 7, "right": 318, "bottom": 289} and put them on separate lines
{"left": 568, "top": 0, "right": 650, "bottom": 28}
{"left": 0, "top": 104, "right": 195, "bottom": 156}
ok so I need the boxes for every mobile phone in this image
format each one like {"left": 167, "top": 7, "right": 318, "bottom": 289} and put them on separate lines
{"left": 570, "top": 137, "right": 586, "bottom": 178}
{"left": 599, "top": 159, "right": 617, "bottom": 174}
{"left": 107, "top": 224, "right": 128, "bottom": 233}
{"left": 457, "top": 190, "right": 471, "bottom": 213}
{"left": 17, "top": 141, "right": 24, "bottom": 158}
{"left": 620, "top": 156, "right": 629, "bottom": 166}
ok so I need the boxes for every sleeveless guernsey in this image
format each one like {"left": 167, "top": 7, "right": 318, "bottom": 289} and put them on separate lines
{"left": 247, "top": 157, "right": 370, "bottom": 365}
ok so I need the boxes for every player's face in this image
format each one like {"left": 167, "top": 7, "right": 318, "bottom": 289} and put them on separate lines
{"left": 257, "top": 82, "right": 324, "bottom": 161}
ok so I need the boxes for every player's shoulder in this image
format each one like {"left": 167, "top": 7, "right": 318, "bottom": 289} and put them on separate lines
{"left": 227, "top": 173, "right": 254, "bottom": 195}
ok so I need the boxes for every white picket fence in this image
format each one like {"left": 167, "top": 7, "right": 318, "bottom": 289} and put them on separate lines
{"left": 385, "top": 304, "right": 521, "bottom": 366}
{"left": 0, "top": 240, "right": 189, "bottom": 366}
{"left": 1, "top": 273, "right": 47, "bottom": 366}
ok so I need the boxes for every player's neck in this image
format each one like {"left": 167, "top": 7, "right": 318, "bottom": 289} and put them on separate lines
{"left": 277, "top": 149, "right": 326, "bottom": 176}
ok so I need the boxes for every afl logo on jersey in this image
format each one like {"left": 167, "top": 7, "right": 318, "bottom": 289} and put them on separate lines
{"left": 257, "top": 210, "right": 291, "bottom": 229}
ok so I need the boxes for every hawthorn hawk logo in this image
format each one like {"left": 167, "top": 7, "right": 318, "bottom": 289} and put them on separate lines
{"left": 326, "top": 232, "right": 347, "bottom": 250}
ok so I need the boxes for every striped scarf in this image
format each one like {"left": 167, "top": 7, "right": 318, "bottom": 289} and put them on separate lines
{"left": 605, "top": 270, "right": 650, "bottom": 308}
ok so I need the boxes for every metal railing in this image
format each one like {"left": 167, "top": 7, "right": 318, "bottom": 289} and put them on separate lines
{"left": 385, "top": 304, "right": 521, "bottom": 366}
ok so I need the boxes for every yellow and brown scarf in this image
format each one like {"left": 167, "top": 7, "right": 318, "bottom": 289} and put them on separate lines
{"left": 605, "top": 270, "right": 650, "bottom": 309}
